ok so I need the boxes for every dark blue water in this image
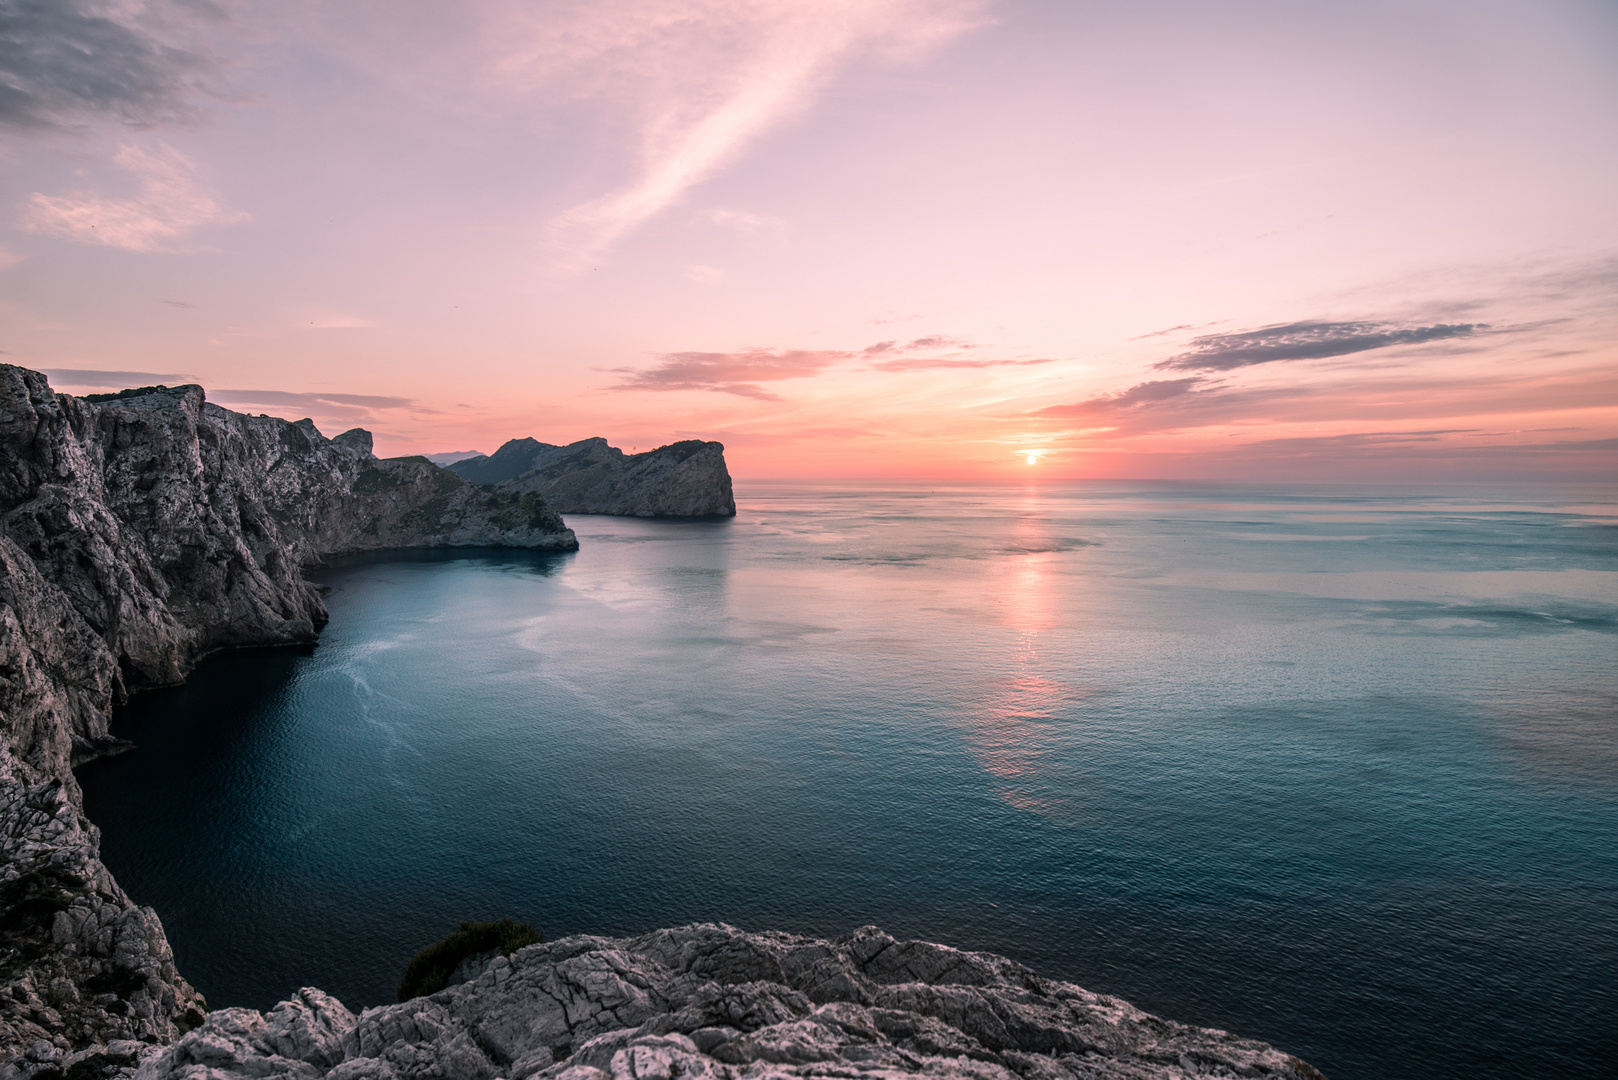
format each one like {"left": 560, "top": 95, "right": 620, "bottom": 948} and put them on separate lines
{"left": 78, "top": 481, "right": 1618, "bottom": 1080}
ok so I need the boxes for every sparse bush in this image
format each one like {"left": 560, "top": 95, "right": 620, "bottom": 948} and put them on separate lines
{"left": 396, "top": 918, "right": 542, "bottom": 1001}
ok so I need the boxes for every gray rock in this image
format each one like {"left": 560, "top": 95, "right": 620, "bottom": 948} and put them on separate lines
{"left": 0, "top": 752, "right": 207, "bottom": 1059}
{"left": 449, "top": 437, "right": 736, "bottom": 517}
{"left": 135, "top": 925, "right": 1327, "bottom": 1080}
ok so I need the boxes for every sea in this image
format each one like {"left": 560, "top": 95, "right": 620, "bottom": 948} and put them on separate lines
{"left": 76, "top": 480, "right": 1618, "bottom": 1080}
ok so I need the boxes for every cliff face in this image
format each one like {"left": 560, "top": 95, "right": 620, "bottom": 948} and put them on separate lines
{"left": 450, "top": 438, "right": 736, "bottom": 517}
{"left": 132, "top": 924, "right": 1325, "bottom": 1080}
{"left": 0, "top": 368, "right": 575, "bottom": 783}
{"left": 0, "top": 755, "right": 205, "bottom": 1060}
{"left": 0, "top": 367, "right": 576, "bottom": 1064}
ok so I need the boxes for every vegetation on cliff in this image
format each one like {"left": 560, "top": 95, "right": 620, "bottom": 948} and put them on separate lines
{"left": 396, "top": 918, "right": 542, "bottom": 1001}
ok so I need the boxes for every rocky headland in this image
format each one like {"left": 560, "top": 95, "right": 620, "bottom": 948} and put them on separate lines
{"left": 449, "top": 438, "right": 736, "bottom": 517}
{"left": 0, "top": 366, "right": 1323, "bottom": 1079}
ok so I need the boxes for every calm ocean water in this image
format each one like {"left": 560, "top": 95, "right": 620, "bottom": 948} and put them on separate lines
{"left": 78, "top": 481, "right": 1617, "bottom": 1080}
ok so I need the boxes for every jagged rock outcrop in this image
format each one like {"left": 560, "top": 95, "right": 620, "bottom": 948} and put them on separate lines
{"left": 130, "top": 924, "right": 1325, "bottom": 1080}
{"left": 0, "top": 366, "right": 576, "bottom": 1069}
{"left": 449, "top": 438, "right": 736, "bottom": 517}
{"left": 0, "top": 755, "right": 206, "bottom": 1061}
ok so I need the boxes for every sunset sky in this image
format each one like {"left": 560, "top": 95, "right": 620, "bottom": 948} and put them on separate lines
{"left": 2, "top": 0, "right": 1615, "bottom": 478}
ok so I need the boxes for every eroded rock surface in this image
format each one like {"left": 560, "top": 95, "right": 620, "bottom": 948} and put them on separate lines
{"left": 0, "top": 367, "right": 576, "bottom": 1070}
{"left": 450, "top": 438, "right": 736, "bottom": 517}
{"left": 133, "top": 925, "right": 1324, "bottom": 1080}
{"left": 0, "top": 753, "right": 206, "bottom": 1066}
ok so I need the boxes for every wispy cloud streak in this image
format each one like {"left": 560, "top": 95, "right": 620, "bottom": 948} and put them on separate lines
{"left": 610, "top": 348, "right": 844, "bottom": 399}
{"left": 212, "top": 390, "right": 414, "bottom": 409}
{"left": 22, "top": 142, "right": 248, "bottom": 252}
{"left": 611, "top": 331, "right": 1018, "bottom": 397}
{"left": 859, "top": 335, "right": 1058, "bottom": 370}
{"left": 1037, "top": 378, "right": 1209, "bottom": 417}
{"left": 528, "top": 0, "right": 985, "bottom": 264}
{"left": 869, "top": 357, "right": 1055, "bottom": 372}
{"left": 41, "top": 367, "right": 191, "bottom": 387}
{"left": 1158, "top": 319, "right": 1487, "bottom": 371}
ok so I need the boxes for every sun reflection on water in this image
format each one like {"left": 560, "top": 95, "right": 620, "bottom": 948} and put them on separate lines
{"left": 963, "top": 495, "right": 1091, "bottom": 813}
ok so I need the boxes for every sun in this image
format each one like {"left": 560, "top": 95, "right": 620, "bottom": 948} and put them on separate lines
{"left": 1024, "top": 453, "right": 1039, "bottom": 465}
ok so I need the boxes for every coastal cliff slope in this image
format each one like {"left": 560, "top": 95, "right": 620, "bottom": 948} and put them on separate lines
{"left": 449, "top": 437, "right": 736, "bottom": 517}
{"left": 0, "top": 367, "right": 576, "bottom": 784}
{"left": 0, "top": 366, "right": 575, "bottom": 1061}
{"left": 137, "top": 923, "right": 1325, "bottom": 1080}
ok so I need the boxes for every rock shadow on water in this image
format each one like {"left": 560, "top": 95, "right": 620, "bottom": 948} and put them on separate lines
{"left": 311, "top": 546, "right": 577, "bottom": 578}
{"left": 78, "top": 644, "right": 316, "bottom": 766}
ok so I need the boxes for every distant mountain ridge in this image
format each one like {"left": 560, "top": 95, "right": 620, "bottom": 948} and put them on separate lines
{"left": 448, "top": 436, "right": 736, "bottom": 517}
{"left": 423, "top": 450, "right": 487, "bottom": 466}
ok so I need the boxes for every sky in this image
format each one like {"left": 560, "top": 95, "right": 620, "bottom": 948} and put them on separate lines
{"left": 1, "top": 0, "right": 1615, "bottom": 479}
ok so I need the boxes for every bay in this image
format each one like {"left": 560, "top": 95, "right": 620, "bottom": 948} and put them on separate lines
{"left": 78, "top": 480, "right": 1618, "bottom": 1080}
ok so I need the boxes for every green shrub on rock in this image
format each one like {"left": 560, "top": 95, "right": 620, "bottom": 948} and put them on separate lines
{"left": 396, "top": 918, "right": 542, "bottom": 1001}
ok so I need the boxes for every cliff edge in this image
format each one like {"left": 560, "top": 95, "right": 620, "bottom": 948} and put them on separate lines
{"left": 136, "top": 923, "right": 1325, "bottom": 1080}
{"left": 450, "top": 438, "right": 736, "bottom": 517}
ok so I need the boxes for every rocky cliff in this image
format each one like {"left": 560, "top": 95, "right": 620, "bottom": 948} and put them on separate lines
{"left": 0, "top": 366, "right": 575, "bottom": 1066}
{"left": 128, "top": 923, "right": 1324, "bottom": 1080}
{"left": 449, "top": 438, "right": 736, "bottom": 517}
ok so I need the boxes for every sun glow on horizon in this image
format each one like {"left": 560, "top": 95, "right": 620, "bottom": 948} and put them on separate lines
{"left": 2, "top": 0, "right": 1613, "bottom": 483}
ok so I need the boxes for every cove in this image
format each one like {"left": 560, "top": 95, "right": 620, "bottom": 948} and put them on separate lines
{"left": 78, "top": 481, "right": 1618, "bottom": 1080}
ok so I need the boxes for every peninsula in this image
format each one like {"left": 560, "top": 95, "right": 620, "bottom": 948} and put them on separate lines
{"left": 449, "top": 437, "right": 736, "bottom": 517}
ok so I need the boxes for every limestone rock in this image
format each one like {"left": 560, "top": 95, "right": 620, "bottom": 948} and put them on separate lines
{"left": 0, "top": 753, "right": 207, "bottom": 1068}
{"left": 449, "top": 438, "right": 736, "bottom": 517}
{"left": 135, "top": 925, "right": 1327, "bottom": 1080}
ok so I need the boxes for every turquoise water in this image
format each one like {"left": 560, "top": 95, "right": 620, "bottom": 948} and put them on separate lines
{"left": 78, "top": 481, "right": 1618, "bottom": 1080}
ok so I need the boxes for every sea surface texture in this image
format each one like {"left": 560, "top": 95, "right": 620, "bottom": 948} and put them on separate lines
{"left": 78, "top": 481, "right": 1618, "bottom": 1080}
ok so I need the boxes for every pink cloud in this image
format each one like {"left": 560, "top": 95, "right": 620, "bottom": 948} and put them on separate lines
{"left": 23, "top": 143, "right": 248, "bottom": 253}
{"left": 610, "top": 348, "right": 846, "bottom": 399}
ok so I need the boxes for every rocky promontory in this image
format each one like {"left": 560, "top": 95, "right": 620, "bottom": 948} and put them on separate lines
{"left": 449, "top": 438, "right": 736, "bottom": 517}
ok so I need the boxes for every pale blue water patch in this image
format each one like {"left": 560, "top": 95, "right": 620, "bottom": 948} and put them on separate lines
{"left": 78, "top": 481, "right": 1618, "bottom": 1080}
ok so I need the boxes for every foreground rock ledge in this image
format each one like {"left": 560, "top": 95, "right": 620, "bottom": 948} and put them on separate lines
{"left": 125, "top": 923, "right": 1324, "bottom": 1080}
